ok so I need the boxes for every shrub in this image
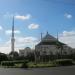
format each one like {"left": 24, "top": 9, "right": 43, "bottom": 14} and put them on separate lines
{"left": 1, "top": 60, "right": 29, "bottom": 67}
{"left": 1, "top": 61, "right": 14, "bottom": 67}
{"left": 21, "top": 61, "right": 28, "bottom": 68}
{"left": 55, "top": 59, "right": 73, "bottom": 66}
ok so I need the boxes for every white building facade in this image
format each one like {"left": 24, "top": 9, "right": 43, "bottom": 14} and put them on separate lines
{"left": 19, "top": 47, "right": 31, "bottom": 57}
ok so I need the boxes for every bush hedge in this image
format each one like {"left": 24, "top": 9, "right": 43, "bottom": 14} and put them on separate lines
{"left": 55, "top": 59, "right": 73, "bottom": 66}
{"left": 1, "top": 60, "right": 28, "bottom": 68}
{"left": 1, "top": 61, "right": 14, "bottom": 67}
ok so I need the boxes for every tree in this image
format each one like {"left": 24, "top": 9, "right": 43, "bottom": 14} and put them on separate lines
{"left": 56, "top": 42, "right": 64, "bottom": 59}
{"left": 9, "top": 51, "right": 19, "bottom": 60}
{"left": 0, "top": 53, "right": 8, "bottom": 64}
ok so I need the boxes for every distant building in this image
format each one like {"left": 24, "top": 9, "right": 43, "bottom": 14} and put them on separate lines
{"left": 19, "top": 47, "right": 31, "bottom": 57}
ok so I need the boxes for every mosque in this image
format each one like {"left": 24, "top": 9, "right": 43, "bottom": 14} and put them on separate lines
{"left": 19, "top": 32, "right": 73, "bottom": 62}
{"left": 35, "top": 32, "right": 73, "bottom": 61}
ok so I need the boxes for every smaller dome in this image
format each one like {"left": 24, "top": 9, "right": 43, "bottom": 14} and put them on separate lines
{"left": 25, "top": 47, "right": 31, "bottom": 50}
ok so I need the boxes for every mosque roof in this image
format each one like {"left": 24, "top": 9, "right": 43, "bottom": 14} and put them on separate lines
{"left": 36, "top": 32, "right": 65, "bottom": 46}
{"left": 41, "top": 32, "right": 57, "bottom": 42}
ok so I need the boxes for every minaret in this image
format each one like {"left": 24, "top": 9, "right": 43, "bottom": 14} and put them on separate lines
{"left": 11, "top": 16, "right": 15, "bottom": 52}
{"left": 47, "top": 31, "right": 48, "bottom": 35}
{"left": 41, "top": 32, "right": 43, "bottom": 41}
{"left": 57, "top": 32, "right": 58, "bottom": 41}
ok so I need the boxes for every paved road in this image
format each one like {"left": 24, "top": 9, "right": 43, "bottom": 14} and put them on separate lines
{"left": 0, "top": 66, "right": 75, "bottom": 75}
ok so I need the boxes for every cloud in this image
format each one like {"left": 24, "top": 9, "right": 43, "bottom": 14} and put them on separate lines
{"left": 59, "top": 30, "right": 75, "bottom": 48}
{"left": 0, "top": 36, "right": 39, "bottom": 53}
{"left": 15, "top": 14, "right": 31, "bottom": 20}
{"left": 15, "top": 36, "right": 38, "bottom": 47}
{"left": 0, "top": 26, "right": 3, "bottom": 30}
{"left": 28, "top": 23, "right": 39, "bottom": 30}
{"left": 3, "top": 12, "right": 31, "bottom": 20}
{"left": 64, "top": 13, "right": 72, "bottom": 19}
{"left": 60, "top": 31, "right": 75, "bottom": 36}
{"left": 5, "top": 30, "right": 21, "bottom": 35}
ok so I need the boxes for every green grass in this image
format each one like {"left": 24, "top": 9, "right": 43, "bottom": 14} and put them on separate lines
{"left": 28, "top": 62, "right": 56, "bottom": 68}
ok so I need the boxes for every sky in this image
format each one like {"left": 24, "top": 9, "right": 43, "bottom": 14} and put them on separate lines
{"left": 0, "top": 0, "right": 75, "bottom": 53}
